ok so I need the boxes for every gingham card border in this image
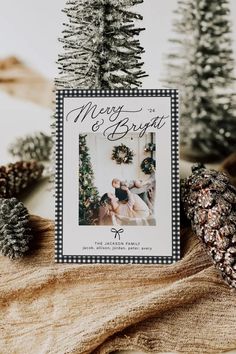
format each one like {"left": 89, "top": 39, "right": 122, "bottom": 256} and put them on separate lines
{"left": 55, "top": 89, "right": 180, "bottom": 264}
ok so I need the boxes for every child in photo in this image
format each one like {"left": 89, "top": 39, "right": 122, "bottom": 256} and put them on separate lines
{"left": 112, "top": 177, "right": 155, "bottom": 210}
{"left": 99, "top": 186, "right": 150, "bottom": 225}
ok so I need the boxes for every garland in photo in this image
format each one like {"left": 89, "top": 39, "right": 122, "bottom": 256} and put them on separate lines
{"left": 112, "top": 144, "right": 134, "bottom": 165}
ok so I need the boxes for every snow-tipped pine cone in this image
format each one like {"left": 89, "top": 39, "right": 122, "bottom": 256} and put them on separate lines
{"left": 9, "top": 132, "right": 53, "bottom": 162}
{"left": 0, "top": 161, "right": 44, "bottom": 198}
{"left": 0, "top": 198, "right": 32, "bottom": 259}
{"left": 181, "top": 164, "right": 236, "bottom": 289}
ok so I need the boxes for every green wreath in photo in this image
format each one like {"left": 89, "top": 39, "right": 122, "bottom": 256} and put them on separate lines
{"left": 141, "top": 157, "right": 156, "bottom": 174}
{"left": 144, "top": 142, "right": 156, "bottom": 153}
{"left": 112, "top": 144, "right": 134, "bottom": 165}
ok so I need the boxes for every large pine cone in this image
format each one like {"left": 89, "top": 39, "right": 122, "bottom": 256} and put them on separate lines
{"left": 0, "top": 161, "right": 44, "bottom": 198}
{"left": 0, "top": 198, "right": 32, "bottom": 259}
{"left": 9, "top": 132, "right": 53, "bottom": 162}
{"left": 181, "top": 164, "right": 236, "bottom": 289}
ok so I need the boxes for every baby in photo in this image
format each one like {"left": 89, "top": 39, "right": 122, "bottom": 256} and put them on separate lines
{"left": 112, "top": 178, "right": 154, "bottom": 210}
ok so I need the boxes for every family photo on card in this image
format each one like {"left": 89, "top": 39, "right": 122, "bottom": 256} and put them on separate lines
{"left": 80, "top": 133, "right": 156, "bottom": 226}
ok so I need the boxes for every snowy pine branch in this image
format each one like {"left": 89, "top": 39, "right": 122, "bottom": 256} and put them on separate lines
{"left": 56, "top": 0, "right": 147, "bottom": 89}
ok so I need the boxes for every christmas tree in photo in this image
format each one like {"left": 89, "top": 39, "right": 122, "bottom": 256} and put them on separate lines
{"left": 79, "top": 135, "right": 99, "bottom": 225}
{"left": 167, "top": 0, "right": 236, "bottom": 161}
{"left": 56, "top": 0, "right": 146, "bottom": 89}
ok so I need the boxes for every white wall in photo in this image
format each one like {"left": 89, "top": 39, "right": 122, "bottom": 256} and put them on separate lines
{"left": 86, "top": 133, "right": 154, "bottom": 197}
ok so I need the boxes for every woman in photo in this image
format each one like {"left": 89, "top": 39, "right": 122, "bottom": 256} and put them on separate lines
{"left": 112, "top": 176, "right": 155, "bottom": 211}
{"left": 99, "top": 186, "right": 150, "bottom": 225}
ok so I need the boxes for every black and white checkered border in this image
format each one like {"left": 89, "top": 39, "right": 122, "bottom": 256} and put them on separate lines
{"left": 171, "top": 91, "right": 180, "bottom": 263}
{"left": 56, "top": 88, "right": 177, "bottom": 98}
{"left": 55, "top": 255, "right": 174, "bottom": 264}
{"left": 55, "top": 89, "right": 180, "bottom": 264}
{"left": 55, "top": 90, "right": 64, "bottom": 263}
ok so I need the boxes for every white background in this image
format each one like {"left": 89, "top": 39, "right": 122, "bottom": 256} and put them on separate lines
{"left": 1, "top": 0, "right": 236, "bottom": 85}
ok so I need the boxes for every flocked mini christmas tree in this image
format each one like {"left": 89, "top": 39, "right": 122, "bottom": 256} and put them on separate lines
{"left": 79, "top": 135, "right": 99, "bottom": 225}
{"left": 167, "top": 0, "right": 236, "bottom": 160}
{"left": 56, "top": 0, "right": 146, "bottom": 89}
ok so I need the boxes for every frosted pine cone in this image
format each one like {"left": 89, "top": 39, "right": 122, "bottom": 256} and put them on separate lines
{"left": 182, "top": 164, "right": 236, "bottom": 289}
{"left": 9, "top": 132, "right": 53, "bottom": 162}
{"left": 0, "top": 161, "right": 44, "bottom": 198}
{"left": 0, "top": 198, "right": 32, "bottom": 259}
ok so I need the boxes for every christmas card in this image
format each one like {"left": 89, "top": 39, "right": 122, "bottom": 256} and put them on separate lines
{"left": 55, "top": 89, "right": 180, "bottom": 264}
